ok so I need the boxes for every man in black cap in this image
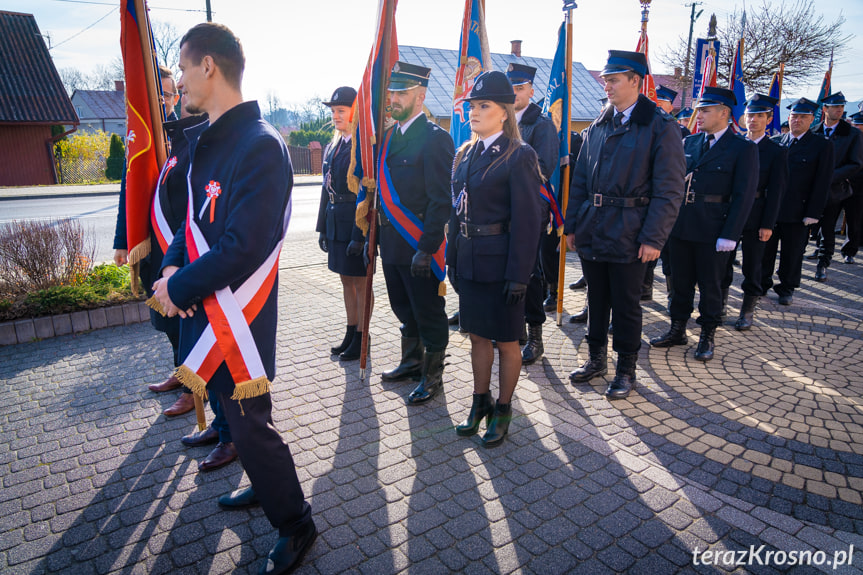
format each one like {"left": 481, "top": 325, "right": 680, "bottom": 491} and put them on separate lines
{"left": 721, "top": 94, "right": 787, "bottom": 330}
{"left": 761, "top": 98, "right": 833, "bottom": 305}
{"left": 376, "top": 61, "right": 455, "bottom": 405}
{"left": 809, "top": 92, "right": 863, "bottom": 277}
{"left": 651, "top": 86, "right": 757, "bottom": 361}
{"left": 564, "top": 50, "right": 684, "bottom": 399}
{"left": 506, "top": 63, "right": 559, "bottom": 365}
{"left": 842, "top": 111, "right": 863, "bottom": 263}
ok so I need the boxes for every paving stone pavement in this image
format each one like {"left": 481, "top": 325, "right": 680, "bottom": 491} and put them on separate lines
{"left": 1, "top": 230, "right": 862, "bottom": 575}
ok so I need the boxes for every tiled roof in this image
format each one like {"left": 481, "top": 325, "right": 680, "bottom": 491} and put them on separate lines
{"left": 72, "top": 90, "right": 126, "bottom": 120}
{"left": 399, "top": 45, "right": 607, "bottom": 122}
{"left": 0, "top": 11, "right": 78, "bottom": 124}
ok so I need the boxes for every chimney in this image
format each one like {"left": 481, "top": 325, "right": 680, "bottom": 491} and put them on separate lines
{"left": 114, "top": 80, "right": 124, "bottom": 92}
{"left": 674, "top": 67, "right": 682, "bottom": 79}
{"left": 510, "top": 40, "right": 522, "bottom": 58}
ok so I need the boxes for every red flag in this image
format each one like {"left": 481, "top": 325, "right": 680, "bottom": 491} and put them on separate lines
{"left": 120, "top": 0, "right": 162, "bottom": 269}
{"left": 636, "top": 33, "right": 657, "bottom": 103}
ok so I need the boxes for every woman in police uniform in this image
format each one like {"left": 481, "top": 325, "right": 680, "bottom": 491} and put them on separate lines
{"left": 446, "top": 71, "right": 543, "bottom": 447}
{"left": 316, "top": 86, "right": 372, "bottom": 360}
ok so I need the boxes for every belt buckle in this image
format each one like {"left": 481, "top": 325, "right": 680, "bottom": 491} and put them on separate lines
{"left": 593, "top": 193, "right": 602, "bottom": 207}
{"left": 685, "top": 191, "right": 695, "bottom": 204}
{"left": 459, "top": 222, "right": 469, "bottom": 237}
{"left": 328, "top": 191, "right": 335, "bottom": 203}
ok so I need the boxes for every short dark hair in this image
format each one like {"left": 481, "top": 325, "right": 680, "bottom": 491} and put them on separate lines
{"left": 180, "top": 23, "right": 245, "bottom": 89}
{"left": 623, "top": 71, "right": 644, "bottom": 91}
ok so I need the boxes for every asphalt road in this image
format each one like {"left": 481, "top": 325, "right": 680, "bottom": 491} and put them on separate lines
{"left": 0, "top": 184, "right": 321, "bottom": 264}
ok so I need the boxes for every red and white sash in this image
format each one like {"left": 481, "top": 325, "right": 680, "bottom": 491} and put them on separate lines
{"left": 175, "top": 170, "right": 292, "bottom": 401}
{"left": 150, "top": 155, "right": 178, "bottom": 253}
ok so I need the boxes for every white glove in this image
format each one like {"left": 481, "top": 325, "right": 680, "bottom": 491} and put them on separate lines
{"left": 802, "top": 217, "right": 819, "bottom": 226}
{"left": 715, "top": 238, "right": 737, "bottom": 252}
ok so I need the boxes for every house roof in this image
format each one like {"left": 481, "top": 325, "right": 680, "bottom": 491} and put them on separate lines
{"left": 72, "top": 89, "right": 126, "bottom": 120}
{"left": 398, "top": 45, "right": 607, "bottom": 122}
{"left": 0, "top": 11, "right": 77, "bottom": 124}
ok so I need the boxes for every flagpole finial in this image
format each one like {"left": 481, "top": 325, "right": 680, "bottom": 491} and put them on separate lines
{"left": 708, "top": 13, "right": 717, "bottom": 39}
{"left": 562, "top": 0, "right": 577, "bottom": 10}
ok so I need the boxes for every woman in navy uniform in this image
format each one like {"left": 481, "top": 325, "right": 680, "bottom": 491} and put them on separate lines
{"left": 316, "top": 86, "right": 371, "bottom": 361}
{"left": 447, "top": 71, "right": 543, "bottom": 448}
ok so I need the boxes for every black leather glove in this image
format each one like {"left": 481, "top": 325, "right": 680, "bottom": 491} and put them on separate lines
{"left": 447, "top": 267, "right": 458, "bottom": 293}
{"left": 503, "top": 281, "right": 527, "bottom": 305}
{"left": 410, "top": 250, "right": 433, "bottom": 278}
{"left": 362, "top": 241, "right": 371, "bottom": 267}
{"left": 318, "top": 233, "right": 328, "bottom": 253}
{"left": 346, "top": 240, "right": 364, "bottom": 257}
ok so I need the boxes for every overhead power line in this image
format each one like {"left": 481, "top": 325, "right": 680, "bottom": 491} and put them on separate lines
{"left": 49, "top": 0, "right": 208, "bottom": 13}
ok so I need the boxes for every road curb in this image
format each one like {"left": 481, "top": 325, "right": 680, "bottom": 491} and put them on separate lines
{"left": 0, "top": 301, "right": 150, "bottom": 346}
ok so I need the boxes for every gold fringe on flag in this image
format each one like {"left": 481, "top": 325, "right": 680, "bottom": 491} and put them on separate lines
{"left": 146, "top": 294, "right": 166, "bottom": 316}
{"left": 127, "top": 237, "right": 150, "bottom": 296}
{"left": 176, "top": 364, "right": 209, "bottom": 400}
{"left": 230, "top": 376, "right": 271, "bottom": 401}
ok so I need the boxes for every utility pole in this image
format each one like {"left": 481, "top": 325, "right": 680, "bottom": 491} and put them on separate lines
{"left": 205, "top": 0, "right": 212, "bottom": 22}
{"left": 682, "top": 1, "right": 703, "bottom": 108}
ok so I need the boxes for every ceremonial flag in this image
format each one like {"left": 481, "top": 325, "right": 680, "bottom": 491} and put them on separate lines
{"left": 120, "top": 0, "right": 165, "bottom": 277}
{"left": 542, "top": 21, "right": 569, "bottom": 233}
{"left": 767, "top": 70, "right": 782, "bottom": 136}
{"left": 451, "top": 0, "right": 490, "bottom": 149}
{"left": 815, "top": 49, "right": 833, "bottom": 124}
{"left": 350, "top": 0, "right": 399, "bottom": 234}
{"left": 729, "top": 37, "right": 746, "bottom": 132}
{"left": 635, "top": 32, "right": 657, "bottom": 103}
{"left": 689, "top": 40, "right": 717, "bottom": 134}
{"left": 691, "top": 38, "right": 720, "bottom": 103}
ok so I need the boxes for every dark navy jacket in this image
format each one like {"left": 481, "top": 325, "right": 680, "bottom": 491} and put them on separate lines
{"left": 315, "top": 136, "right": 363, "bottom": 243}
{"left": 811, "top": 119, "right": 863, "bottom": 203}
{"left": 744, "top": 135, "right": 787, "bottom": 232}
{"left": 777, "top": 131, "right": 833, "bottom": 223}
{"left": 446, "top": 137, "right": 543, "bottom": 285}
{"left": 518, "top": 102, "right": 558, "bottom": 183}
{"left": 161, "top": 101, "right": 291, "bottom": 391}
{"left": 378, "top": 115, "right": 454, "bottom": 265}
{"left": 673, "top": 130, "right": 758, "bottom": 243}
{"left": 565, "top": 94, "right": 685, "bottom": 263}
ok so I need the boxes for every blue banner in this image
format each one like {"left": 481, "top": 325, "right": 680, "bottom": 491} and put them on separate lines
{"left": 450, "top": 0, "right": 489, "bottom": 149}
{"left": 542, "top": 21, "right": 569, "bottom": 203}
{"left": 729, "top": 39, "right": 746, "bottom": 132}
{"left": 692, "top": 38, "right": 721, "bottom": 103}
{"left": 768, "top": 72, "right": 782, "bottom": 136}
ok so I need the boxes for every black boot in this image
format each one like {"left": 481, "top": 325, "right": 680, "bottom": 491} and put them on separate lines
{"left": 330, "top": 325, "right": 356, "bottom": 355}
{"left": 734, "top": 294, "right": 758, "bottom": 331}
{"left": 543, "top": 292, "right": 557, "bottom": 312}
{"left": 521, "top": 324, "right": 544, "bottom": 365}
{"left": 650, "top": 319, "right": 688, "bottom": 347}
{"left": 381, "top": 337, "right": 423, "bottom": 381}
{"left": 606, "top": 353, "right": 637, "bottom": 400}
{"left": 694, "top": 325, "right": 716, "bottom": 361}
{"left": 338, "top": 330, "right": 364, "bottom": 361}
{"left": 407, "top": 350, "right": 445, "bottom": 405}
{"left": 568, "top": 304, "right": 588, "bottom": 324}
{"left": 518, "top": 324, "right": 528, "bottom": 346}
{"left": 455, "top": 392, "right": 493, "bottom": 437}
{"left": 815, "top": 263, "right": 828, "bottom": 282}
{"left": 569, "top": 345, "right": 607, "bottom": 383}
{"left": 719, "top": 288, "right": 729, "bottom": 320}
{"left": 482, "top": 401, "right": 512, "bottom": 448}
{"left": 569, "top": 276, "right": 586, "bottom": 290}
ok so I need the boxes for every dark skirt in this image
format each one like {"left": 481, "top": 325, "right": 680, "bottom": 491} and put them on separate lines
{"left": 328, "top": 239, "right": 367, "bottom": 277}
{"left": 458, "top": 278, "right": 525, "bottom": 341}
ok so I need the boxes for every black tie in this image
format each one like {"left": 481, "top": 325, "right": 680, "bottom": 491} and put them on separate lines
{"left": 826, "top": 127, "right": 833, "bottom": 138}
{"left": 702, "top": 134, "right": 714, "bottom": 154}
{"left": 613, "top": 112, "right": 625, "bottom": 129}
{"left": 475, "top": 141, "right": 485, "bottom": 157}
{"left": 789, "top": 137, "right": 798, "bottom": 147}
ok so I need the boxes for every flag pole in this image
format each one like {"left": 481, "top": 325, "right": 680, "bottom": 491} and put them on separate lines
{"left": 134, "top": 0, "right": 167, "bottom": 168}
{"left": 359, "top": 0, "right": 396, "bottom": 380}
{"left": 556, "top": 2, "right": 575, "bottom": 325}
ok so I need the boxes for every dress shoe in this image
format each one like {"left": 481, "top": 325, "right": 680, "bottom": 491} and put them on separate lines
{"left": 568, "top": 305, "right": 588, "bottom": 324}
{"left": 149, "top": 375, "right": 181, "bottom": 393}
{"left": 218, "top": 486, "right": 260, "bottom": 509}
{"left": 330, "top": 325, "right": 357, "bottom": 356}
{"left": 181, "top": 425, "right": 219, "bottom": 447}
{"left": 259, "top": 520, "right": 317, "bottom": 575}
{"left": 542, "top": 293, "right": 557, "bottom": 312}
{"left": 448, "top": 311, "right": 460, "bottom": 326}
{"left": 777, "top": 294, "right": 793, "bottom": 306}
{"left": 814, "top": 265, "right": 827, "bottom": 282}
{"left": 163, "top": 393, "right": 195, "bottom": 416}
{"left": 570, "top": 345, "right": 607, "bottom": 383}
{"left": 569, "top": 276, "right": 586, "bottom": 290}
{"left": 198, "top": 442, "right": 238, "bottom": 472}
{"left": 844, "top": 255, "right": 855, "bottom": 264}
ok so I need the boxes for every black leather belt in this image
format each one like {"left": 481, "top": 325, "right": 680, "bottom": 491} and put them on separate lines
{"left": 328, "top": 191, "right": 356, "bottom": 204}
{"left": 592, "top": 194, "right": 650, "bottom": 208}
{"left": 459, "top": 221, "right": 510, "bottom": 238}
{"left": 685, "top": 192, "right": 730, "bottom": 204}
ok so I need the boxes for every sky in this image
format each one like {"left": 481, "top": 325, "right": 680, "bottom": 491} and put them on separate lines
{"left": 7, "top": 0, "right": 862, "bottom": 108}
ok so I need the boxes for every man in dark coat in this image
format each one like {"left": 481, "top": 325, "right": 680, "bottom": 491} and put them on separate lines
{"left": 651, "top": 87, "right": 758, "bottom": 362}
{"left": 842, "top": 111, "right": 863, "bottom": 262}
{"left": 761, "top": 98, "right": 834, "bottom": 305}
{"left": 152, "top": 23, "right": 315, "bottom": 575}
{"left": 809, "top": 92, "right": 863, "bottom": 279}
{"left": 376, "top": 62, "right": 455, "bottom": 405}
{"left": 506, "top": 63, "right": 559, "bottom": 365}
{"left": 564, "top": 50, "right": 685, "bottom": 399}
{"left": 721, "top": 94, "right": 787, "bottom": 330}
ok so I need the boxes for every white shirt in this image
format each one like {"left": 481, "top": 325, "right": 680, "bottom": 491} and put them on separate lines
{"left": 515, "top": 107, "right": 527, "bottom": 124}
{"left": 614, "top": 101, "right": 638, "bottom": 124}
{"left": 398, "top": 111, "right": 425, "bottom": 135}
{"left": 748, "top": 133, "right": 765, "bottom": 145}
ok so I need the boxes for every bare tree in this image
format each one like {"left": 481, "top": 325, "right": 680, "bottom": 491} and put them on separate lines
{"left": 91, "top": 63, "right": 123, "bottom": 90}
{"left": 59, "top": 67, "right": 87, "bottom": 96}
{"left": 658, "top": 0, "right": 851, "bottom": 95}
{"left": 152, "top": 20, "right": 181, "bottom": 70}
